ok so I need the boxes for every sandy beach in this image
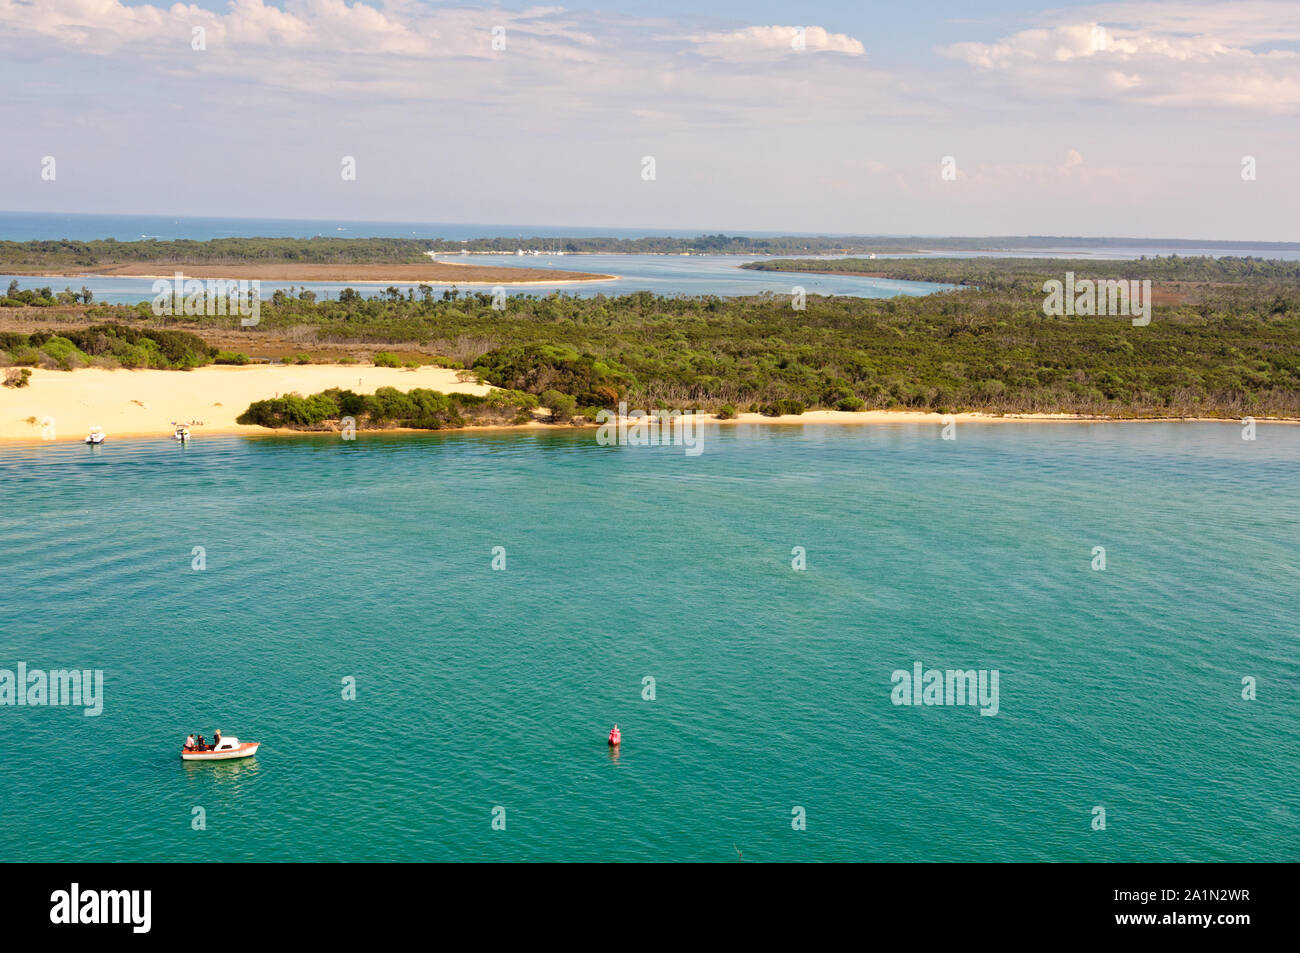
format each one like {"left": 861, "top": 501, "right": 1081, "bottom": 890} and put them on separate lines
{"left": 4, "top": 365, "right": 1293, "bottom": 444}
{"left": 0, "top": 365, "right": 493, "bottom": 442}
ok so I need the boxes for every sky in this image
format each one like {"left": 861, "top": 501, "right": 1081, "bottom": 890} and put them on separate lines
{"left": 1, "top": 0, "right": 1298, "bottom": 238}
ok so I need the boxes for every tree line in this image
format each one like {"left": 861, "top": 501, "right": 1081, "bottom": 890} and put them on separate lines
{"left": 4, "top": 256, "right": 1299, "bottom": 418}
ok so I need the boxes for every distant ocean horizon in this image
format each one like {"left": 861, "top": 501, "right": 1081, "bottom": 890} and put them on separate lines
{"left": 2, "top": 210, "right": 1299, "bottom": 258}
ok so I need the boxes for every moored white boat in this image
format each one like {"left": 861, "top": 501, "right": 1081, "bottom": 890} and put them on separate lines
{"left": 84, "top": 427, "right": 105, "bottom": 445}
{"left": 173, "top": 426, "right": 190, "bottom": 442}
{"left": 181, "top": 736, "right": 259, "bottom": 761}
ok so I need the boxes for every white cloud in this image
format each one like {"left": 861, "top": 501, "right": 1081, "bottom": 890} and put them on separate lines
{"left": 683, "top": 25, "right": 866, "bottom": 61}
{"left": 942, "top": 2, "right": 1300, "bottom": 111}
{"left": 1, "top": 0, "right": 1296, "bottom": 237}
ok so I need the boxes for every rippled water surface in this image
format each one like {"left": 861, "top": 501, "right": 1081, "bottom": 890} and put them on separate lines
{"left": 1, "top": 423, "right": 1297, "bottom": 861}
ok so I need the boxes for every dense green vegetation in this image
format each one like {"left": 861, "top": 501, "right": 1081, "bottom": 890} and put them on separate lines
{"left": 0, "top": 325, "right": 216, "bottom": 369}
{"left": 431, "top": 235, "right": 1300, "bottom": 255}
{"left": 470, "top": 344, "right": 630, "bottom": 407}
{"left": 237, "top": 386, "right": 540, "bottom": 430}
{"left": 743, "top": 255, "right": 1300, "bottom": 293}
{"left": 428, "top": 234, "right": 910, "bottom": 255}
{"left": 135, "top": 256, "right": 1296, "bottom": 418}
{"left": 6, "top": 255, "right": 1300, "bottom": 419}
{"left": 2, "top": 278, "right": 93, "bottom": 306}
{"left": 6, "top": 235, "right": 1297, "bottom": 271}
{"left": 0, "top": 237, "right": 431, "bottom": 270}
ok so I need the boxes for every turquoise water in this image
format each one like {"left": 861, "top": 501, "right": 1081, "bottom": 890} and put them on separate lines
{"left": 1, "top": 423, "right": 1297, "bottom": 862}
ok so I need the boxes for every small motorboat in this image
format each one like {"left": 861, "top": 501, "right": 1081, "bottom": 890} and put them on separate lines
{"left": 607, "top": 725, "right": 621, "bottom": 746}
{"left": 84, "top": 427, "right": 105, "bottom": 445}
{"left": 173, "top": 425, "right": 190, "bottom": 442}
{"left": 181, "top": 735, "right": 259, "bottom": 761}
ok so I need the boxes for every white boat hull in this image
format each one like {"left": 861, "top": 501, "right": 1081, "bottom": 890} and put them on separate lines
{"left": 181, "top": 742, "right": 259, "bottom": 761}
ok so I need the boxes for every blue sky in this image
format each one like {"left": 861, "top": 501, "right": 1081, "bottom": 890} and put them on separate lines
{"left": 3, "top": 0, "right": 1298, "bottom": 238}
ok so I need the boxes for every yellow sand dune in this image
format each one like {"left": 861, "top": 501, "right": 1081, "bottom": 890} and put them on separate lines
{"left": 0, "top": 364, "right": 492, "bottom": 442}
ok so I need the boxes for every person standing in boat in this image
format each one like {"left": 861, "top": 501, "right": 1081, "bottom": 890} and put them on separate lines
{"left": 195, "top": 734, "right": 206, "bottom": 751}
{"left": 213, "top": 729, "right": 222, "bottom": 749}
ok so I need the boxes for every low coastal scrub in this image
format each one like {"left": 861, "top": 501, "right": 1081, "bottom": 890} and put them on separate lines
{"left": 471, "top": 344, "right": 630, "bottom": 407}
{"left": 0, "top": 325, "right": 216, "bottom": 370}
{"left": 5, "top": 235, "right": 1298, "bottom": 271}
{"left": 1, "top": 280, "right": 93, "bottom": 307}
{"left": 0, "top": 237, "right": 430, "bottom": 271}
{"left": 760, "top": 399, "right": 805, "bottom": 417}
{"left": 236, "top": 386, "right": 540, "bottom": 431}
{"left": 742, "top": 255, "right": 1300, "bottom": 294}
{"left": 127, "top": 257, "right": 1296, "bottom": 418}
{"left": 37, "top": 336, "right": 90, "bottom": 370}
{"left": 539, "top": 388, "right": 578, "bottom": 423}
{"left": 7, "top": 256, "right": 1300, "bottom": 418}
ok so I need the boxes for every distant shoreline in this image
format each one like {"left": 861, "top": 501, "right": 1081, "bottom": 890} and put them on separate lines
{"left": 3, "top": 363, "right": 1295, "bottom": 447}
{"left": 10, "top": 261, "right": 619, "bottom": 285}
{"left": 6, "top": 414, "right": 1296, "bottom": 446}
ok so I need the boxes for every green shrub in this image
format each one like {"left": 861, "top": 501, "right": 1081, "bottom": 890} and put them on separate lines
{"left": 837, "top": 397, "right": 866, "bottom": 412}
{"left": 215, "top": 351, "right": 251, "bottom": 365}
{"left": 760, "top": 399, "right": 805, "bottom": 417}
{"left": 40, "top": 336, "right": 90, "bottom": 370}
{"left": 540, "top": 388, "right": 578, "bottom": 422}
{"left": 373, "top": 351, "right": 402, "bottom": 367}
{"left": 716, "top": 403, "right": 738, "bottom": 419}
{"left": 472, "top": 343, "right": 631, "bottom": 405}
{"left": 8, "top": 346, "right": 41, "bottom": 366}
{"left": 115, "top": 342, "right": 154, "bottom": 368}
{"left": 238, "top": 385, "right": 540, "bottom": 431}
{"left": 3, "top": 367, "right": 31, "bottom": 388}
